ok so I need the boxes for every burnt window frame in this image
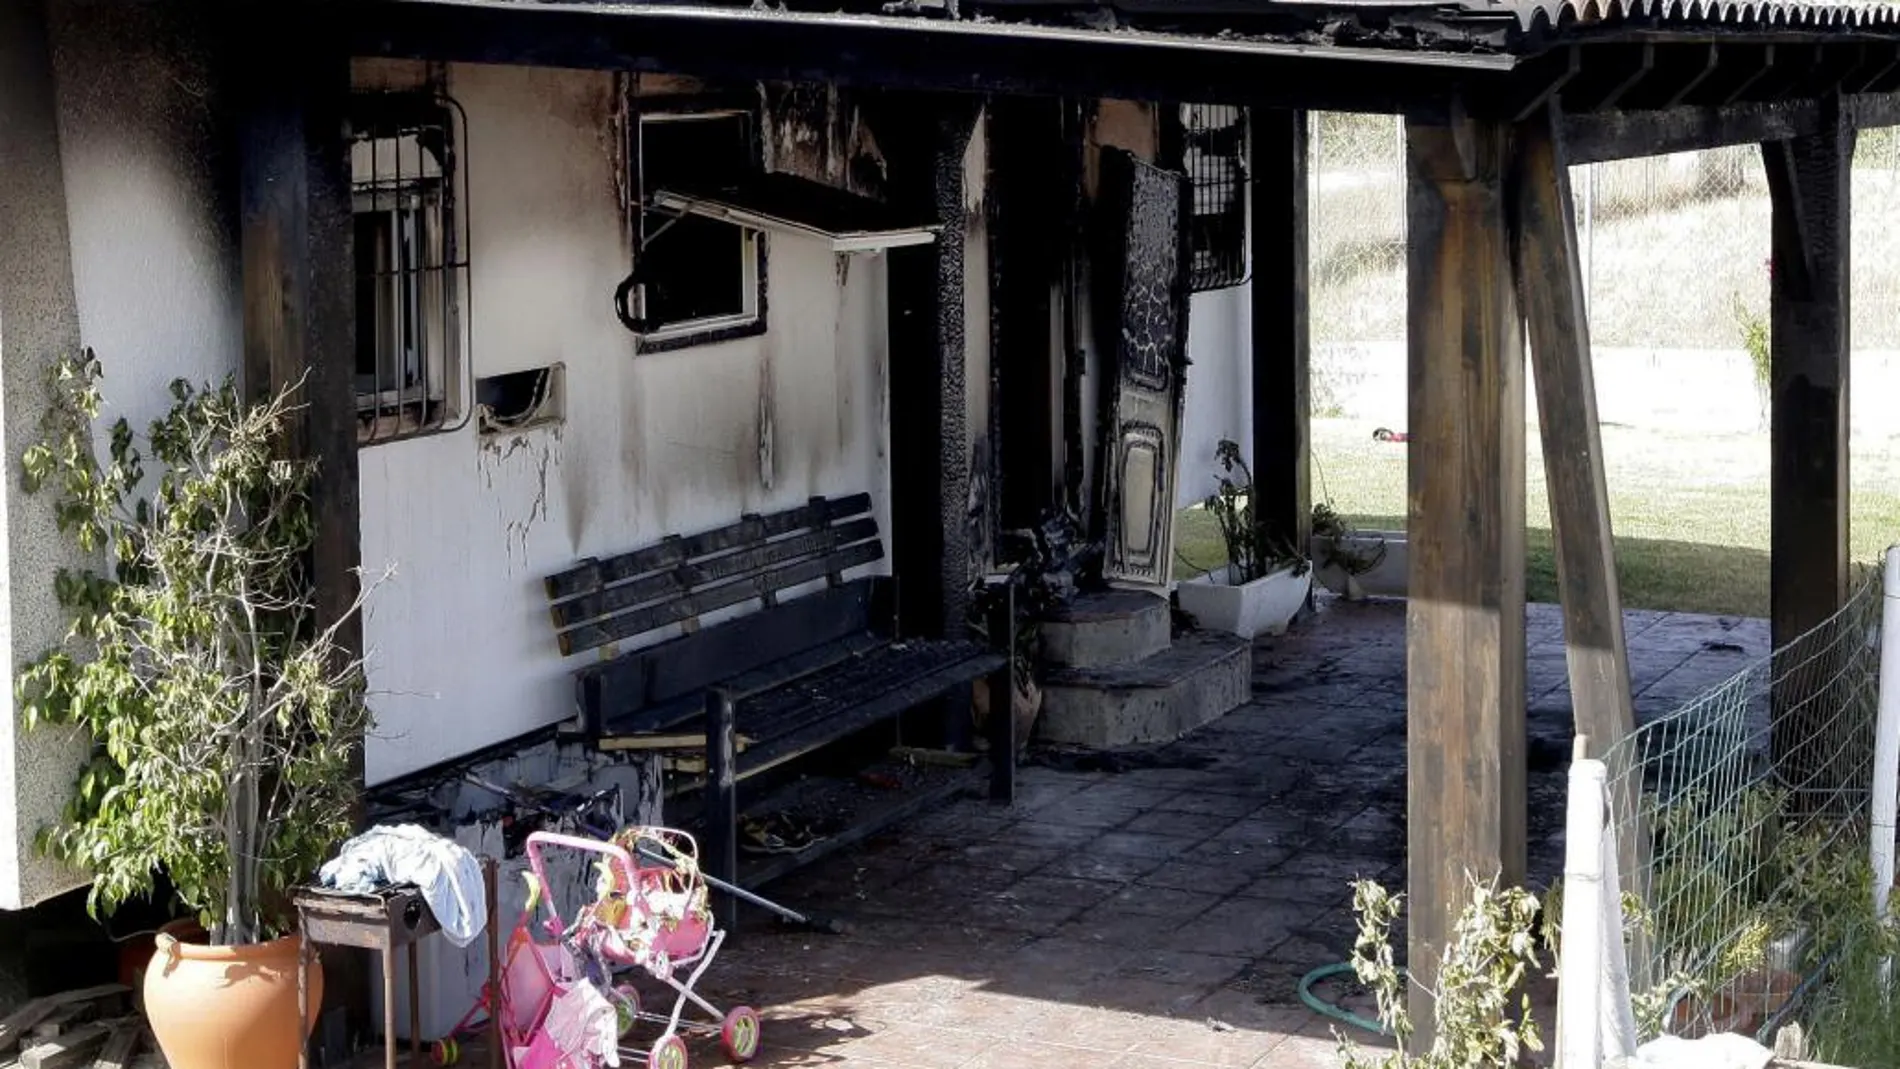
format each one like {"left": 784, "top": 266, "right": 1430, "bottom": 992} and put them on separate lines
{"left": 630, "top": 104, "right": 770, "bottom": 354}
{"left": 348, "top": 90, "right": 473, "bottom": 445}
{"left": 1181, "top": 103, "right": 1250, "bottom": 293}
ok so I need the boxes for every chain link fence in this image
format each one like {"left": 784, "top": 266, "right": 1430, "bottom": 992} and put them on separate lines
{"left": 1306, "top": 115, "right": 1900, "bottom": 419}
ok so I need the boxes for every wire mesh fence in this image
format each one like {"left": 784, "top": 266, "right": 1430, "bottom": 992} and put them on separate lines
{"left": 1305, "top": 115, "right": 1900, "bottom": 423}
{"left": 1597, "top": 566, "right": 1886, "bottom": 1044}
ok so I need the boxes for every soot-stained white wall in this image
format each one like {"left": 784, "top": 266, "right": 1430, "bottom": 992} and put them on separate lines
{"left": 357, "top": 63, "right": 894, "bottom": 785}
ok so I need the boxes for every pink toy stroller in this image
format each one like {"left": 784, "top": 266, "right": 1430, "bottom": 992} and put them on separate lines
{"left": 433, "top": 828, "right": 760, "bottom": 1069}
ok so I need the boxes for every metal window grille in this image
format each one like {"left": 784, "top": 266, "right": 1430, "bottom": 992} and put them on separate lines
{"left": 349, "top": 91, "right": 472, "bottom": 445}
{"left": 1183, "top": 103, "right": 1248, "bottom": 292}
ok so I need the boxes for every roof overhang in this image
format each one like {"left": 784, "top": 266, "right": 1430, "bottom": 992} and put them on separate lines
{"left": 347, "top": 0, "right": 1519, "bottom": 118}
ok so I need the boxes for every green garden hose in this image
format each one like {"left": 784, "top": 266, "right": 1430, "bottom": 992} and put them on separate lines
{"left": 1298, "top": 962, "right": 1400, "bottom": 1037}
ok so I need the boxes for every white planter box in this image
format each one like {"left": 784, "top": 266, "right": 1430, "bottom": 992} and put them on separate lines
{"left": 1176, "top": 562, "right": 1312, "bottom": 639}
{"left": 1310, "top": 530, "right": 1408, "bottom": 599}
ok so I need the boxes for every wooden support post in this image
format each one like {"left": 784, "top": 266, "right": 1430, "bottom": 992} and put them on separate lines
{"left": 887, "top": 101, "right": 982, "bottom": 640}
{"left": 236, "top": 15, "right": 364, "bottom": 1043}
{"left": 1508, "top": 110, "right": 1637, "bottom": 759}
{"left": 1510, "top": 107, "right": 1652, "bottom": 986}
{"left": 1404, "top": 113, "right": 1529, "bottom": 1047}
{"left": 705, "top": 688, "right": 740, "bottom": 933}
{"left": 1251, "top": 109, "right": 1312, "bottom": 555}
{"left": 238, "top": 24, "right": 359, "bottom": 646}
{"left": 1763, "top": 102, "right": 1854, "bottom": 800}
{"left": 483, "top": 858, "right": 502, "bottom": 1069}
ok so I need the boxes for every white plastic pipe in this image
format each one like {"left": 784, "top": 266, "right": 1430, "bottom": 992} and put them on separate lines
{"left": 1561, "top": 757, "right": 1609, "bottom": 1069}
{"left": 1873, "top": 545, "right": 1900, "bottom": 921}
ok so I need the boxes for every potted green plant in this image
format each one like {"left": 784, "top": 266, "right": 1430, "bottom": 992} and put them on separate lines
{"left": 16, "top": 351, "right": 375, "bottom": 1069}
{"left": 1309, "top": 502, "right": 1403, "bottom": 600}
{"left": 1175, "top": 439, "right": 1311, "bottom": 639}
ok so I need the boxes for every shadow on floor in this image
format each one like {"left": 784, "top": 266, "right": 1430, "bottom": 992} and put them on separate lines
{"left": 629, "top": 596, "right": 1768, "bottom": 1069}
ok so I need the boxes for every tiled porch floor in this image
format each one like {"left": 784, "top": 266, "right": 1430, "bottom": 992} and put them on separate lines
{"left": 667, "top": 596, "right": 1768, "bottom": 1068}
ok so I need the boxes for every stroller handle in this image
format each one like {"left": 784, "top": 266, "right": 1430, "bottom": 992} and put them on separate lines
{"left": 523, "top": 830, "right": 638, "bottom": 898}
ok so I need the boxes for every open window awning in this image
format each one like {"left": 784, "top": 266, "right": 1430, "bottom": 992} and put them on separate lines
{"left": 648, "top": 172, "right": 938, "bottom": 254}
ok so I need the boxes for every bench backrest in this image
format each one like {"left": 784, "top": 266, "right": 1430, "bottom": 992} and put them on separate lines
{"left": 544, "top": 494, "right": 890, "bottom": 733}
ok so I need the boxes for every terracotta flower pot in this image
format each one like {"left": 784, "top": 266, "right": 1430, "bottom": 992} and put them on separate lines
{"left": 143, "top": 930, "right": 323, "bottom": 1069}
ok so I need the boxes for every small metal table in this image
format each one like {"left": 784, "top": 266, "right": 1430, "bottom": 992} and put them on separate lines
{"left": 292, "top": 857, "right": 500, "bottom": 1069}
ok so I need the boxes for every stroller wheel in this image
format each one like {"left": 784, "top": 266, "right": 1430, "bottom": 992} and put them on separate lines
{"left": 612, "top": 983, "right": 642, "bottom": 1037}
{"left": 647, "top": 1034, "right": 689, "bottom": 1069}
{"left": 720, "top": 1006, "right": 762, "bottom": 1063}
{"left": 431, "top": 1037, "right": 460, "bottom": 1066}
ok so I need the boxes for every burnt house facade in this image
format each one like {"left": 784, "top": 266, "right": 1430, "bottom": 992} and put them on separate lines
{"left": 0, "top": 0, "right": 1893, "bottom": 1046}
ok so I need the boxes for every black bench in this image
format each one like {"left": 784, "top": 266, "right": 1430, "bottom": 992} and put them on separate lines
{"left": 543, "top": 493, "right": 1013, "bottom": 917}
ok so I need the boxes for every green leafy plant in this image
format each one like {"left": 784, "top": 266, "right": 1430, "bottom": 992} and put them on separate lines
{"left": 16, "top": 350, "right": 376, "bottom": 946}
{"left": 1312, "top": 502, "right": 1388, "bottom": 586}
{"left": 1205, "top": 439, "right": 1307, "bottom": 585}
{"left": 1730, "top": 289, "right": 1771, "bottom": 427}
{"left": 1338, "top": 877, "right": 1544, "bottom": 1069}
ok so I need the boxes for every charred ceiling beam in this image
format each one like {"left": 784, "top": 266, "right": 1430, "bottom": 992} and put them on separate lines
{"left": 347, "top": 0, "right": 1514, "bottom": 116}
{"left": 1743, "top": 43, "right": 1824, "bottom": 102}
{"left": 1617, "top": 41, "right": 1718, "bottom": 110}
{"left": 1678, "top": 42, "right": 1776, "bottom": 108}
{"left": 1563, "top": 98, "right": 1817, "bottom": 163}
{"left": 1780, "top": 43, "right": 1864, "bottom": 102}
{"left": 1850, "top": 44, "right": 1900, "bottom": 95}
{"left": 1849, "top": 92, "right": 1900, "bottom": 130}
{"left": 1508, "top": 46, "right": 1581, "bottom": 122}
{"left": 1558, "top": 43, "right": 1656, "bottom": 113}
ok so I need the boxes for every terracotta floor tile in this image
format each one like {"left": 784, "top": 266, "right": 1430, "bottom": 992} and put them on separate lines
{"left": 838, "top": 1022, "right": 1014, "bottom": 1069}
{"left": 1248, "top": 1031, "right": 1356, "bottom": 1069}
{"left": 957, "top": 1037, "right": 1131, "bottom": 1068}
{"left": 1124, "top": 1025, "right": 1287, "bottom": 1068}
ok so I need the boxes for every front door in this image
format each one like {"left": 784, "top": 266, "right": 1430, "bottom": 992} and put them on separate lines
{"left": 1099, "top": 148, "right": 1191, "bottom": 589}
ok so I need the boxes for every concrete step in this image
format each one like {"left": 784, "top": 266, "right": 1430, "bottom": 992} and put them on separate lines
{"left": 1035, "top": 630, "right": 1251, "bottom": 749}
{"left": 1039, "top": 589, "right": 1171, "bottom": 669}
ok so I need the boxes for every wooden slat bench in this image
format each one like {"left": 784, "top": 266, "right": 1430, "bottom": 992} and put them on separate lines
{"left": 544, "top": 493, "right": 1011, "bottom": 918}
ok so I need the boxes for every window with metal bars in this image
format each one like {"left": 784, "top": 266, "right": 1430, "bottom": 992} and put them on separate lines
{"left": 350, "top": 92, "right": 471, "bottom": 445}
{"left": 1182, "top": 104, "right": 1249, "bottom": 292}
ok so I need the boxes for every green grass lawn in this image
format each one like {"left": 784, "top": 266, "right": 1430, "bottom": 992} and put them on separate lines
{"left": 1174, "top": 419, "right": 1900, "bottom": 618}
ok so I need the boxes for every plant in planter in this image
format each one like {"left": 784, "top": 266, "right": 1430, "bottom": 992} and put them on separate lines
{"left": 16, "top": 350, "right": 376, "bottom": 1069}
{"left": 969, "top": 519, "right": 1083, "bottom": 749}
{"left": 1310, "top": 502, "right": 1391, "bottom": 601}
{"left": 1175, "top": 439, "right": 1311, "bottom": 639}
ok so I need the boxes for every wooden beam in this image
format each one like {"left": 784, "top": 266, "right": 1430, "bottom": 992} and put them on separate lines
{"left": 884, "top": 100, "right": 983, "bottom": 640}
{"left": 1618, "top": 42, "right": 1718, "bottom": 111}
{"left": 237, "top": 28, "right": 359, "bottom": 652}
{"left": 1509, "top": 108, "right": 1635, "bottom": 760}
{"left": 1563, "top": 99, "right": 1818, "bottom": 163}
{"left": 1763, "top": 101, "right": 1853, "bottom": 798}
{"left": 1559, "top": 43, "right": 1655, "bottom": 113}
{"left": 1562, "top": 91, "right": 1900, "bottom": 162}
{"left": 1508, "top": 111, "right": 1648, "bottom": 976}
{"left": 1403, "top": 112, "right": 1528, "bottom": 1049}
{"left": 235, "top": 15, "right": 365, "bottom": 1045}
{"left": 1250, "top": 109, "right": 1311, "bottom": 555}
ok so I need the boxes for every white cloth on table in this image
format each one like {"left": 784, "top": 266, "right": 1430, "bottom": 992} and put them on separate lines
{"left": 315, "top": 823, "right": 488, "bottom": 948}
